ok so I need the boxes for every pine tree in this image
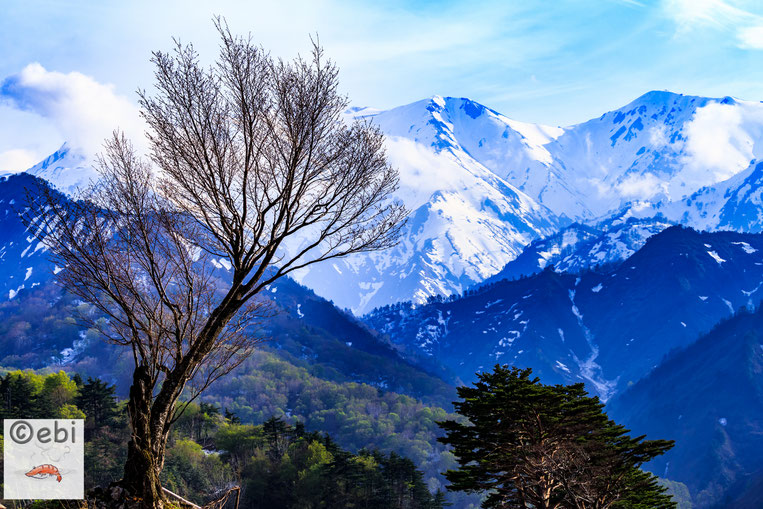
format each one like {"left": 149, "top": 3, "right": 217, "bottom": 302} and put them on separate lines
{"left": 224, "top": 407, "right": 241, "bottom": 424}
{"left": 438, "top": 365, "right": 675, "bottom": 509}
{"left": 0, "top": 372, "right": 43, "bottom": 418}
{"left": 75, "top": 377, "right": 120, "bottom": 432}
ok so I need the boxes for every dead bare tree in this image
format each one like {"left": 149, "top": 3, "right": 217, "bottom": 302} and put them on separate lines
{"left": 24, "top": 19, "right": 406, "bottom": 508}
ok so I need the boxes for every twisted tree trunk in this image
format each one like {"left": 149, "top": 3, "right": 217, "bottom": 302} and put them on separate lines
{"left": 121, "top": 366, "right": 173, "bottom": 509}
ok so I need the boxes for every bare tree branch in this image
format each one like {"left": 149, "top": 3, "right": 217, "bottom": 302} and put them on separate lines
{"left": 22, "top": 19, "right": 406, "bottom": 509}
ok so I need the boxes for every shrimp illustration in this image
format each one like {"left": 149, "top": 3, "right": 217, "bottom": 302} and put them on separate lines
{"left": 25, "top": 464, "right": 62, "bottom": 482}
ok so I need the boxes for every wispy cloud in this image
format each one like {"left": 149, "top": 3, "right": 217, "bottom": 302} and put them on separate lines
{"left": 616, "top": 0, "right": 646, "bottom": 8}
{"left": 0, "top": 0, "right": 762, "bottom": 145}
{"left": 663, "top": 0, "right": 763, "bottom": 49}
{"left": 737, "top": 24, "right": 763, "bottom": 48}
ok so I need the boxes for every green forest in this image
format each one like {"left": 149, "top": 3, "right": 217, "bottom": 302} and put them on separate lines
{"left": 0, "top": 366, "right": 689, "bottom": 508}
{"left": 0, "top": 369, "right": 447, "bottom": 508}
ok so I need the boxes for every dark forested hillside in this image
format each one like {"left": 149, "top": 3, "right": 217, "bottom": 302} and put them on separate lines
{"left": 608, "top": 306, "right": 763, "bottom": 508}
{"left": 366, "top": 226, "right": 763, "bottom": 401}
{"left": 0, "top": 277, "right": 463, "bottom": 495}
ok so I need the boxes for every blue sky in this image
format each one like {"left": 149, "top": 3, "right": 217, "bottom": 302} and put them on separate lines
{"left": 1, "top": 0, "right": 763, "bottom": 171}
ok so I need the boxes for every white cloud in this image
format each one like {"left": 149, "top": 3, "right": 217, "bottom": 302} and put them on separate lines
{"left": 737, "top": 24, "right": 763, "bottom": 48}
{"left": 0, "top": 104, "right": 61, "bottom": 173}
{"left": 0, "top": 148, "right": 38, "bottom": 173}
{"left": 0, "top": 63, "right": 144, "bottom": 158}
{"left": 681, "top": 101, "right": 756, "bottom": 183}
{"left": 649, "top": 125, "right": 669, "bottom": 147}
{"left": 664, "top": 0, "right": 736, "bottom": 29}
{"left": 616, "top": 173, "right": 666, "bottom": 200}
{"left": 663, "top": 0, "right": 763, "bottom": 50}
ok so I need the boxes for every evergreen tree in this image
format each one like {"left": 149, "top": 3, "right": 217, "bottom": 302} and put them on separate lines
{"left": 196, "top": 402, "right": 221, "bottom": 442}
{"left": 75, "top": 377, "right": 119, "bottom": 432}
{"left": 438, "top": 365, "right": 675, "bottom": 509}
{"left": 0, "top": 371, "right": 43, "bottom": 418}
{"left": 224, "top": 407, "right": 241, "bottom": 424}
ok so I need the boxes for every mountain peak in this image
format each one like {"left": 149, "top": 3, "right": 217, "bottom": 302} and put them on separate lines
{"left": 425, "top": 96, "right": 501, "bottom": 120}
{"left": 620, "top": 89, "right": 747, "bottom": 113}
{"left": 428, "top": 94, "right": 446, "bottom": 109}
{"left": 31, "top": 142, "right": 72, "bottom": 171}
{"left": 633, "top": 89, "right": 684, "bottom": 103}
{"left": 24, "top": 143, "right": 95, "bottom": 196}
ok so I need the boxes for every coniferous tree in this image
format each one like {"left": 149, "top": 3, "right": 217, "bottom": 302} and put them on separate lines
{"left": 75, "top": 377, "right": 120, "bottom": 432}
{"left": 224, "top": 407, "right": 241, "bottom": 424}
{"left": 0, "top": 371, "right": 43, "bottom": 418}
{"left": 438, "top": 365, "right": 675, "bottom": 509}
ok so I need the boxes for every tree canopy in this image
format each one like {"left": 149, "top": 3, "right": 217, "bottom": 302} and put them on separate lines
{"left": 438, "top": 365, "right": 675, "bottom": 509}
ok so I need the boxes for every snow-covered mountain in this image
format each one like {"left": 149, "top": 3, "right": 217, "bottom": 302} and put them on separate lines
{"left": 13, "top": 143, "right": 95, "bottom": 196}
{"left": 637, "top": 159, "right": 763, "bottom": 232}
{"left": 483, "top": 216, "right": 674, "bottom": 283}
{"left": 528, "top": 92, "right": 762, "bottom": 219}
{"left": 295, "top": 96, "right": 563, "bottom": 313}
{"left": 297, "top": 91, "right": 763, "bottom": 312}
{"left": 365, "top": 226, "right": 763, "bottom": 401}
{"left": 16, "top": 91, "right": 763, "bottom": 313}
{"left": 0, "top": 173, "right": 60, "bottom": 301}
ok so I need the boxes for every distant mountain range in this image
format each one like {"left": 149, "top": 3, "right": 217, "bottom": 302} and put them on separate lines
{"left": 608, "top": 305, "right": 763, "bottom": 507}
{"left": 364, "top": 224, "right": 763, "bottom": 506}
{"left": 11, "top": 91, "right": 763, "bottom": 314}
{"left": 302, "top": 91, "right": 763, "bottom": 312}
{"left": 482, "top": 216, "right": 675, "bottom": 283}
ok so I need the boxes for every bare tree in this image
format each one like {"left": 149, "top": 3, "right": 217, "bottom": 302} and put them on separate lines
{"left": 25, "top": 19, "right": 406, "bottom": 508}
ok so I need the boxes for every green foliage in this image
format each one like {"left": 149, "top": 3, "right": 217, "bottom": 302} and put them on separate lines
{"left": 202, "top": 349, "right": 456, "bottom": 490}
{"left": 0, "top": 283, "right": 84, "bottom": 368}
{"left": 75, "top": 377, "right": 120, "bottom": 432}
{"left": 220, "top": 418, "right": 445, "bottom": 508}
{"left": 0, "top": 369, "right": 80, "bottom": 418}
{"left": 57, "top": 403, "right": 86, "bottom": 419}
{"left": 660, "top": 479, "right": 693, "bottom": 509}
{"left": 438, "top": 365, "right": 676, "bottom": 509}
{"left": 0, "top": 370, "right": 445, "bottom": 508}
{"left": 162, "top": 438, "right": 235, "bottom": 504}
{"left": 172, "top": 401, "right": 224, "bottom": 445}
{"left": 83, "top": 418, "right": 130, "bottom": 489}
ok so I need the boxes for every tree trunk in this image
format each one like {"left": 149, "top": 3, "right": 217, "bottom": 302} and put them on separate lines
{"left": 121, "top": 365, "right": 164, "bottom": 509}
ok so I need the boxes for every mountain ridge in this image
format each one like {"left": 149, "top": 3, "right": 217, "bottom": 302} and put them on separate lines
{"left": 364, "top": 225, "right": 763, "bottom": 402}
{"left": 13, "top": 90, "right": 763, "bottom": 314}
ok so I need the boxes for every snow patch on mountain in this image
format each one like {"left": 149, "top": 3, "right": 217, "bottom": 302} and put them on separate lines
{"left": 485, "top": 217, "right": 673, "bottom": 283}
{"left": 567, "top": 288, "right": 618, "bottom": 401}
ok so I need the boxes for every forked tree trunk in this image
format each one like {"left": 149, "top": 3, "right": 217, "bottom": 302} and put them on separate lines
{"left": 121, "top": 365, "right": 168, "bottom": 509}
{"left": 120, "top": 322, "right": 230, "bottom": 508}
